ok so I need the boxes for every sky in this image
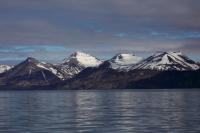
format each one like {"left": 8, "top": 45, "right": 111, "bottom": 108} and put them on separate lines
{"left": 0, "top": 0, "right": 200, "bottom": 64}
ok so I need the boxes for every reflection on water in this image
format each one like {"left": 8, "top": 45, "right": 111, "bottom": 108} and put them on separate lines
{"left": 0, "top": 90, "right": 200, "bottom": 133}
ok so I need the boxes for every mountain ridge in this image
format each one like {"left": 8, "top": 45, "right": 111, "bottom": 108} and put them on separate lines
{"left": 0, "top": 51, "right": 199, "bottom": 89}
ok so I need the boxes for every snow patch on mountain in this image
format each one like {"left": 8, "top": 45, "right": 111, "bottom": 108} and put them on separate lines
{"left": 0, "top": 65, "right": 12, "bottom": 73}
{"left": 36, "top": 62, "right": 65, "bottom": 80}
{"left": 108, "top": 53, "right": 143, "bottom": 69}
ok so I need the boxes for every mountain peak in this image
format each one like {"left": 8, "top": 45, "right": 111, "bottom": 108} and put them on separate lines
{"left": 58, "top": 51, "right": 103, "bottom": 77}
{"left": 4, "top": 57, "right": 68, "bottom": 81}
{"left": 130, "top": 51, "right": 199, "bottom": 71}
{"left": 25, "top": 57, "right": 38, "bottom": 63}
{"left": 63, "top": 51, "right": 102, "bottom": 67}
{"left": 110, "top": 53, "right": 142, "bottom": 65}
{"left": 155, "top": 51, "right": 182, "bottom": 56}
{"left": 70, "top": 51, "right": 88, "bottom": 57}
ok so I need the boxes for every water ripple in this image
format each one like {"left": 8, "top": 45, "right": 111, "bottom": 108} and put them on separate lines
{"left": 0, "top": 90, "right": 200, "bottom": 133}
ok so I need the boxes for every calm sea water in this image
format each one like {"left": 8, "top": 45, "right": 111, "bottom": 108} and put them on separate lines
{"left": 0, "top": 90, "right": 200, "bottom": 133}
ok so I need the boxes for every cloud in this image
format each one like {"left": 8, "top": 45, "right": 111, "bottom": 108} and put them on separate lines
{"left": 0, "top": 45, "right": 70, "bottom": 52}
{"left": 0, "top": 0, "right": 200, "bottom": 64}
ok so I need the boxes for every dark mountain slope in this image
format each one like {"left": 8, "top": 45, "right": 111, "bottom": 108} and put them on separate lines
{"left": 0, "top": 57, "right": 67, "bottom": 89}
{"left": 127, "top": 69, "right": 200, "bottom": 89}
{"left": 60, "top": 62, "right": 200, "bottom": 89}
{"left": 60, "top": 63, "right": 160, "bottom": 89}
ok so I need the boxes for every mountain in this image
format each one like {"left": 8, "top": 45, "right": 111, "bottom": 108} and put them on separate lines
{"left": 0, "top": 51, "right": 200, "bottom": 90}
{"left": 57, "top": 52, "right": 103, "bottom": 77}
{"left": 106, "top": 53, "right": 142, "bottom": 70}
{"left": 59, "top": 66, "right": 158, "bottom": 90}
{"left": 0, "top": 65, "right": 12, "bottom": 73}
{"left": 0, "top": 57, "right": 68, "bottom": 89}
{"left": 59, "top": 64, "right": 200, "bottom": 89}
{"left": 127, "top": 70, "right": 200, "bottom": 89}
{"left": 128, "top": 51, "right": 199, "bottom": 71}
{"left": 58, "top": 51, "right": 200, "bottom": 89}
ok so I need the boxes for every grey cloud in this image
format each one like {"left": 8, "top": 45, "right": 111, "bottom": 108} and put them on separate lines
{"left": 0, "top": 0, "right": 200, "bottom": 64}
{"left": 1, "top": 0, "right": 200, "bottom": 30}
{"left": 180, "top": 40, "right": 200, "bottom": 54}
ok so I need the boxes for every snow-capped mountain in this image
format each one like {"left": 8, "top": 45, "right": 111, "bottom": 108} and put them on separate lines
{"left": 103, "top": 53, "right": 142, "bottom": 70}
{"left": 3, "top": 57, "right": 68, "bottom": 81}
{"left": 58, "top": 52, "right": 103, "bottom": 77}
{"left": 128, "top": 51, "right": 199, "bottom": 71}
{"left": 0, "top": 65, "right": 12, "bottom": 73}
{"left": 0, "top": 51, "right": 200, "bottom": 89}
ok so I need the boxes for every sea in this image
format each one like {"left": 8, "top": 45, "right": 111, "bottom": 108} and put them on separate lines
{"left": 0, "top": 89, "right": 200, "bottom": 133}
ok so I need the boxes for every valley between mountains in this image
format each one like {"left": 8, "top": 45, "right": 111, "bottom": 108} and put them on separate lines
{"left": 0, "top": 51, "right": 200, "bottom": 89}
